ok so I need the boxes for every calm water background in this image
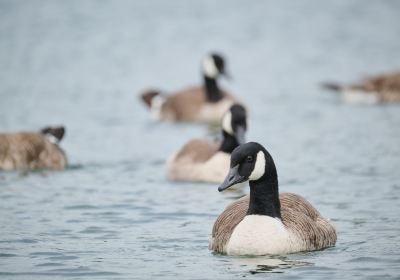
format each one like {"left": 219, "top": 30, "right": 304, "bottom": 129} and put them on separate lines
{"left": 0, "top": 0, "right": 400, "bottom": 279}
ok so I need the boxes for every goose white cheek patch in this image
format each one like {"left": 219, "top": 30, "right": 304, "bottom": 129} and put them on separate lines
{"left": 249, "top": 151, "right": 265, "bottom": 181}
{"left": 202, "top": 56, "right": 218, "bottom": 78}
{"left": 222, "top": 111, "right": 233, "bottom": 135}
{"left": 45, "top": 134, "right": 59, "bottom": 144}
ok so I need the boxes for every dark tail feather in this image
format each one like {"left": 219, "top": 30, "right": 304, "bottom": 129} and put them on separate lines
{"left": 321, "top": 82, "right": 343, "bottom": 92}
{"left": 140, "top": 89, "right": 161, "bottom": 108}
{"left": 40, "top": 126, "right": 65, "bottom": 142}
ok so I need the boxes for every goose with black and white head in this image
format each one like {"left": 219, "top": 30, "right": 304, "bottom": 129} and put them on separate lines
{"left": 209, "top": 142, "right": 337, "bottom": 255}
{"left": 140, "top": 53, "right": 241, "bottom": 123}
{"left": 0, "top": 126, "right": 67, "bottom": 171}
{"left": 167, "top": 104, "right": 247, "bottom": 183}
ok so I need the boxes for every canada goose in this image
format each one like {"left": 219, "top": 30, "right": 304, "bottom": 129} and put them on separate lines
{"left": 0, "top": 126, "right": 67, "bottom": 170}
{"left": 140, "top": 53, "right": 240, "bottom": 123}
{"left": 167, "top": 104, "right": 247, "bottom": 183}
{"left": 322, "top": 70, "right": 400, "bottom": 104}
{"left": 209, "top": 142, "right": 337, "bottom": 255}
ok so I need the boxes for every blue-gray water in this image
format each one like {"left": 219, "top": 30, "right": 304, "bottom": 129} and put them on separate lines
{"left": 0, "top": 1, "right": 400, "bottom": 279}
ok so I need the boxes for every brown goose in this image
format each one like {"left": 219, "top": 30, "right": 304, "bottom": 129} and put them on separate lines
{"left": 0, "top": 126, "right": 67, "bottom": 170}
{"left": 167, "top": 104, "right": 247, "bottom": 183}
{"left": 140, "top": 53, "right": 239, "bottom": 123}
{"left": 323, "top": 70, "right": 400, "bottom": 104}
{"left": 209, "top": 142, "right": 336, "bottom": 255}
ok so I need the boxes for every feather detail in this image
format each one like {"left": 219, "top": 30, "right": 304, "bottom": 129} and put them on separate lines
{"left": 210, "top": 193, "right": 336, "bottom": 255}
{"left": 0, "top": 132, "right": 67, "bottom": 170}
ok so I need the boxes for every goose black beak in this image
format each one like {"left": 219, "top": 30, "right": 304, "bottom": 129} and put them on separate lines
{"left": 218, "top": 165, "right": 246, "bottom": 192}
{"left": 234, "top": 126, "right": 246, "bottom": 145}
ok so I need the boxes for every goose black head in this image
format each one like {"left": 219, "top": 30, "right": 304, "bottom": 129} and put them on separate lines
{"left": 40, "top": 126, "right": 65, "bottom": 144}
{"left": 221, "top": 104, "right": 247, "bottom": 145}
{"left": 218, "top": 142, "right": 277, "bottom": 191}
{"left": 202, "top": 53, "right": 230, "bottom": 79}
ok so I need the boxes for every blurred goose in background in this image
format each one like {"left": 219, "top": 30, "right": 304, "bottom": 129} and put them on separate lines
{"left": 210, "top": 142, "right": 336, "bottom": 256}
{"left": 0, "top": 126, "right": 67, "bottom": 170}
{"left": 322, "top": 70, "right": 400, "bottom": 104}
{"left": 141, "top": 53, "right": 240, "bottom": 123}
{"left": 167, "top": 104, "right": 247, "bottom": 183}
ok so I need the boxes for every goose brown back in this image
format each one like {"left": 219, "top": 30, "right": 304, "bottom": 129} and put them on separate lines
{"left": 0, "top": 132, "right": 67, "bottom": 170}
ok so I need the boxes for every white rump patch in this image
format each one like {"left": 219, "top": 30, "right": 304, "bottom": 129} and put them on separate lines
{"left": 150, "top": 94, "right": 166, "bottom": 120}
{"left": 249, "top": 151, "right": 265, "bottom": 181}
{"left": 221, "top": 110, "right": 233, "bottom": 135}
{"left": 341, "top": 89, "right": 379, "bottom": 104}
{"left": 202, "top": 55, "right": 218, "bottom": 78}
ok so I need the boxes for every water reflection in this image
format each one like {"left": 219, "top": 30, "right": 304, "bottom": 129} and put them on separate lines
{"left": 231, "top": 255, "right": 311, "bottom": 274}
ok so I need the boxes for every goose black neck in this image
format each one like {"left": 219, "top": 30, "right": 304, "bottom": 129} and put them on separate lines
{"left": 203, "top": 76, "right": 222, "bottom": 102}
{"left": 247, "top": 174, "right": 281, "bottom": 219}
{"left": 219, "top": 131, "right": 239, "bottom": 154}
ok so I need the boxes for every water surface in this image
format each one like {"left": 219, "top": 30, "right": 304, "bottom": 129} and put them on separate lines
{"left": 0, "top": 1, "right": 400, "bottom": 279}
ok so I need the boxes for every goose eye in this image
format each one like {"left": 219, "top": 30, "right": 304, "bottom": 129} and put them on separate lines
{"left": 246, "top": 156, "right": 253, "bottom": 163}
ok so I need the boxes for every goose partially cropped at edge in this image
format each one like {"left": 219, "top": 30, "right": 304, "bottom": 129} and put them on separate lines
{"left": 322, "top": 70, "right": 400, "bottom": 104}
{"left": 167, "top": 104, "right": 247, "bottom": 183}
{"left": 140, "top": 53, "right": 240, "bottom": 123}
{"left": 0, "top": 126, "right": 67, "bottom": 170}
{"left": 209, "top": 142, "right": 336, "bottom": 256}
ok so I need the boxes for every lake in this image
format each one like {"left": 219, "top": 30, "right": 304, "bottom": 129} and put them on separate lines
{"left": 0, "top": 0, "right": 399, "bottom": 279}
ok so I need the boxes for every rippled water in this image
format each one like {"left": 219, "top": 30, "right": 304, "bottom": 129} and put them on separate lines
{"left": 1, "top": 0, "right": 400, "bottom": 279}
